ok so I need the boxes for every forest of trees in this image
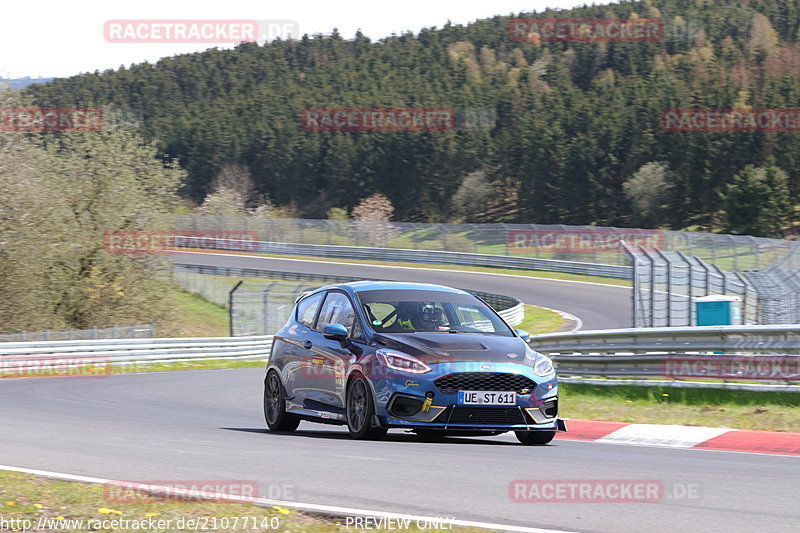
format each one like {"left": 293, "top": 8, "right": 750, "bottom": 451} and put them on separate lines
{"left": 27, "top": 0, "right": 800, "bottom": 236}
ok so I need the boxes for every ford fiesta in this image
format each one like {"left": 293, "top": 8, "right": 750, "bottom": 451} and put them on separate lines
{"left": 263, "top": 281, "right": 566, "bottom": 444}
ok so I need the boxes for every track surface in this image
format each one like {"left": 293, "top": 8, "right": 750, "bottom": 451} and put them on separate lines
{"left": 1, "top": 369, "right": 798, "bottom": 533}
{"left": 3, "top": 254, "right": 796, "bottom": 532}
{"left": 170, "top": 252, "right": 631, "bottom": 330}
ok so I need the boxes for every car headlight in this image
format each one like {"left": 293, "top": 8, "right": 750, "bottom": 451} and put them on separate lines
{"left": 376, "top": 349, "right": 431, "bottom": 374}
{"left": 527, "top": 348, "right": 555, "bottom": 376}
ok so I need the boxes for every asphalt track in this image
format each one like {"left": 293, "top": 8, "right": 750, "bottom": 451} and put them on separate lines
{"left": 3, "top": 253, "right": 797, "bottom": 532}
{"left": 1, "top": 369, "right": 798, "bottom": 533}
{"left": 169, "top": 252, "right": 631, "bottom": 330}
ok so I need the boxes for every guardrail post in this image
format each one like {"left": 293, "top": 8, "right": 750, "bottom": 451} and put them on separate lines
{"left": 229, "top": 280, "right": 243, "bottom": 337}
{"left": 642, "top": 248, "right": 656, "bottom": 327}
{"left": 713, "top": 264, "right": 728, "bottom": 294}
{"left": 676, "top": 251, "right": 693, "bottom": 326}
{"left": 699, "top": 260, "right": 711, "bottom": 296}
{"left": 620, "top": 240, "right": 638, "bottom": 328}
{"left": 655, "top": 248, "right": 672, "bottom": 327}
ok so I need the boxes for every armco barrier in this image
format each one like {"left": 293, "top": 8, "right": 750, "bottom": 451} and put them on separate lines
{"left": 530, "top": 325, "right": 800, "bottom": 391}
{"left": 175, "top": 239, "right": 633, "bottom": 279}
{"left": 527, "top": 325, "right": 800, "bottom": 355}
{"left": 3, "top": 326, "right": 800, "bottom": 390}
{"left": 0, "top": 336, "right": 273, "bottom": 372}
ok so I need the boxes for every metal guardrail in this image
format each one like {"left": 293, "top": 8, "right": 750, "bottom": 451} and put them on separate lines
{"left": 4, "top": 327, "right": 799, "bottom": 390}
{"left": 176, "top": 239, "right": 633, "bottom": 279}
{"left": 528, "top": 325, "right": 800, "bottom": 355}
{"left": 0, "top": 336, "right": 273, "bottom": 373}
{"left": 470, "top": 291, "right": 524, "bottom": 327}
{"left": 529, "top": 325, "right": 800, "bottom": 391}
{"left": 0, "top": 324, "right": 155, "bottom": 342}
{"left": 177, "top": 214, "right": 795, "bottom": 273}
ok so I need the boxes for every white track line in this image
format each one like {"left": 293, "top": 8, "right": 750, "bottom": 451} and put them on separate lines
{"left": 0, "top": 464, "right": 573, "bottom": 533}
{"left": 172, "top": 251, "right": 631, "bottom": 290}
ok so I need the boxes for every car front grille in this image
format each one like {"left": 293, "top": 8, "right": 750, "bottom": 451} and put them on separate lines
{"left": 440, "top": 406, "right": 531, "bottom": 426}
{"left": 434, "top": 372, "right": 536, "bottom": 395}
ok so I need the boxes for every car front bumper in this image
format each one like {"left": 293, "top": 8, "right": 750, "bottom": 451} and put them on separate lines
{"left": 368, "top": 361, "right": 565, "bottom": 431}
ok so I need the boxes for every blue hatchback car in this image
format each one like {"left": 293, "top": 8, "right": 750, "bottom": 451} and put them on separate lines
{"left": 263, "top": 281, "right": 566, "bottom": 444}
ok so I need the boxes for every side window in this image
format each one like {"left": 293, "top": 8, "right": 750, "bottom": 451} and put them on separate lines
{"left": 296, "top": 292, "right": 324, "bottom": 328}
{"left": 317, "top": 292, "right": 356, "bottom": 331}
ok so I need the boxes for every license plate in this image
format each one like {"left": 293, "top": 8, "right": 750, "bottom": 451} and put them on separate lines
{"left": 457, "top": 390, "right": 516, "bottom": 405}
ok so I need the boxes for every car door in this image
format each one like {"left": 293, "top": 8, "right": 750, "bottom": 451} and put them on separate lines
{"left": 283, "top": 291, "right": 325, "bottom": 408}
{"left": 305, "top": 291, "right": 359, "bottom": 412}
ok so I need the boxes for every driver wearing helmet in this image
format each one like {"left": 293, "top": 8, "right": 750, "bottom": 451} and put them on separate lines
{"left": 419, "top": 304, "right": 449, "bottom": 331}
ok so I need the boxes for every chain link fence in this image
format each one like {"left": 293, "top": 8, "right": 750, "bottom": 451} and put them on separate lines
{"left": 173, "top": 216, "right": 798, "bottom": 327}
{"left": 742, "top": 241, "right": 800, "bottom": 325}
{"left": 173, "top": 267, "right": 331, "bottom": 336}
{"left": 0, "top": 324, "right": 155, "bottom": 342}
{"left": 623, "top": 242, "right": 758, "bottom": 327}
{"left": 175, "top": 214, "right": 793, "bottom": 271}
{"left": 174, "top": 265, "right": 525, "bottom": 336}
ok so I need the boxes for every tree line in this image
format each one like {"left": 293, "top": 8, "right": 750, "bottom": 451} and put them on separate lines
{"left": 26, "top": 0, "right": 800, "bottom": 236}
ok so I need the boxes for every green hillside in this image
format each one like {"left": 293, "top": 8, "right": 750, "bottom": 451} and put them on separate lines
{"left": 27, "top": 0, "right": 800, "bottom": 234}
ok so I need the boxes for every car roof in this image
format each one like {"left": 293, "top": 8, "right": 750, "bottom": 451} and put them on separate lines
{"left": 307, "top": 281, "right": 471, "bottom": 297}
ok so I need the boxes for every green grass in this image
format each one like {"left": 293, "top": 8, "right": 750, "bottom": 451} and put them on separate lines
{"left": 123, "top": 358, "right": 265, "bottom": 374}
{"left": 516, "top": 305, "right": 569, "bottom": 335}
{"left": 561, "top": 383, "right": 800, "bottom": 432}
{"left": 0, "top": 471, "right": 482, "bottom": 533}
{"left": 164, "top": 290, "right": 230, "bottom": 337}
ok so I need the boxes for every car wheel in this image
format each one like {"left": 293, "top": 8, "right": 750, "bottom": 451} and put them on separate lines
{"left": 515, "top": 430, "right": 556, "bottom": 445}
{"left": 264, "top": 371, "right": 300, "bottom": 432}
{"left": 346, "top": 376, "right": 387, "bottom": 440}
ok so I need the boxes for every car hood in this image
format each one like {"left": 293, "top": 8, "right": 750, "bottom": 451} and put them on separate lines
{"left": 374, "top": 332, "right": 530, "bottom": 364}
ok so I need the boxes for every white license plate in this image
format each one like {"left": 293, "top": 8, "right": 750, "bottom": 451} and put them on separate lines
{"left": 457, "top": 390, "right": 516, "bottom": 405}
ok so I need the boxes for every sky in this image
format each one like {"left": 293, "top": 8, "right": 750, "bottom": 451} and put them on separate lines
{"left": 0, "top": 0, "right": 607, "bottom": 79}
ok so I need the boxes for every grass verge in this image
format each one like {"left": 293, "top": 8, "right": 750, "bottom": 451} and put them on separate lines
{"left": 163, "top": 290, "right": 230, "bottom": 338}
{"left": 560, "top": 383, "right": 800, "bottom": 432}
{"left": 517, "top": 305, "right": 570, "bottom": 335}
{"left": 0, "top": 471, "right": 479, "bottom": 532}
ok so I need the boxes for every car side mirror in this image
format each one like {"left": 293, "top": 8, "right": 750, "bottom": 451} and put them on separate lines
{"left": 323, "top": 324, "right": 350, "bottom": 348}
{"left": 514, "top": 329, "right": 531, "bottom": 342}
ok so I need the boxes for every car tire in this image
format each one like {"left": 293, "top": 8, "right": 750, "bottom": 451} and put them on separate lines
{"left": 264, "top": 371, "right": 300, "bottom": 432}
{"left": 346, "top": 376, "right": 387, "bottom": 440}
{"left": 515, "top": 430, "right": 556, "bottom": 445}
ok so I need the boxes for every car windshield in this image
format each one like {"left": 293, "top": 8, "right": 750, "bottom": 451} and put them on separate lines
{"left": 358, "top": 289, "right": 513, "bottom": 336}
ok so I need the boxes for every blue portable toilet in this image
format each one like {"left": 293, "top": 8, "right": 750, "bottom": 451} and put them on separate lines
{"left": 693, "top": 295, "right": 742, "bottom": 326}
